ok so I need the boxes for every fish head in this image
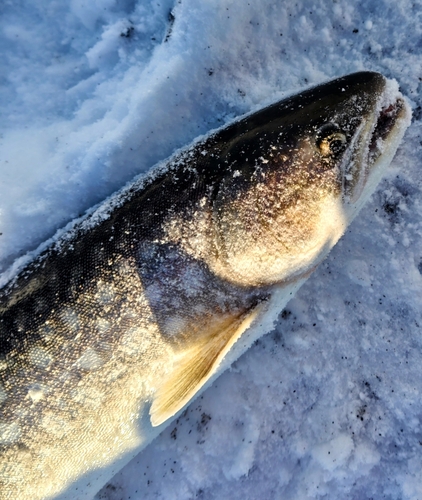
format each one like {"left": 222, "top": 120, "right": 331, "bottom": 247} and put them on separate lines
{"left": 212, "top": 72, "right": 411, "bottom": 287}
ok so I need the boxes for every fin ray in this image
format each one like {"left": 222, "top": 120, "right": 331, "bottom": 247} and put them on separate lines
{"left": 150, "top": 302, "right": 266, "bottom": 426}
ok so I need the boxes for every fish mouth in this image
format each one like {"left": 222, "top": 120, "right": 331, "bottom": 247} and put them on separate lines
{"left": 343, "top": 81, "right": 411, "bottom": 212}
{"left": 368, "top": 97, "right": 406, "bottom": 164}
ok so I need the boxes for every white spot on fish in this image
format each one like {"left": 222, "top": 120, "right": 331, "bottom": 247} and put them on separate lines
{"left": 0, "top": 422, "right": 21, "bottom": 445}
{"left": 120, "top": 326, "right": 156, "bottom": 357}
{"left": 76, "top": 348, "right": 104, "bottom": 370}
{"left": 95, "top": 280, "right": 116, "bottom": 304}
{"left": 120, "top": 327, "right": 144, "bottom": 357}
{"left": 28, "top": 383, "right": 45, "bottom": 403}
{"left": 0, "top": 384, "right": 7, "bottom": 404}
{"left": 163, "top": 315, "right": 187, "bottom": 336}
{"left": 60, "top": 308, "right": 80, "bottom": 332}
{"left": 96, "top": 318, "right": 111, "bottom": 334}
{"left": 28, "top": 346, "right": 53, "bottom": 369}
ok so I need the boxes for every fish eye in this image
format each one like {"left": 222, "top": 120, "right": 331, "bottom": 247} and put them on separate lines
{"left": 316, "top": 123, "right": 347, "bottom": 158}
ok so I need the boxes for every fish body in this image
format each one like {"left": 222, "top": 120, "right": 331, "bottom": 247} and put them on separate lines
{"left": 0, "top": 72, "right": 411, "bottom": 499}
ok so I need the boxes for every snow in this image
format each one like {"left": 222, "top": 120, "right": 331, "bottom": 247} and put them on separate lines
{"left": 1, "top": 0, "right": 421, "bottom": 499}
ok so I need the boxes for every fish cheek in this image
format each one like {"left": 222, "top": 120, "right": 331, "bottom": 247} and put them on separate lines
{"left": 210, "top": 170, "right": 287, "bottom": 286}
{"left": 211, "top": 152, "right": 343, "bottom": 287}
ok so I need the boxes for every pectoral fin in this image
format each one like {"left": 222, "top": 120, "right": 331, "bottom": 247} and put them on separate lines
{"left": 150, "top": 301, "right": 266, "bottom": 427}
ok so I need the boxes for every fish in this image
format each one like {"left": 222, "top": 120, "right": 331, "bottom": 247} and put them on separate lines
{"left": 0, "top": 71, "right": 411, "bottom": 499}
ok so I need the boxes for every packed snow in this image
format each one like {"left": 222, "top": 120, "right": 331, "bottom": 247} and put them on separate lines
{"left": 1, "top": 0, "right": 422, "bottom": 499}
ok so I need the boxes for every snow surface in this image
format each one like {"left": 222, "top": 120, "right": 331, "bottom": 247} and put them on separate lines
{"left": 1, "top": 0, "right": 422, "bottom": 499}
